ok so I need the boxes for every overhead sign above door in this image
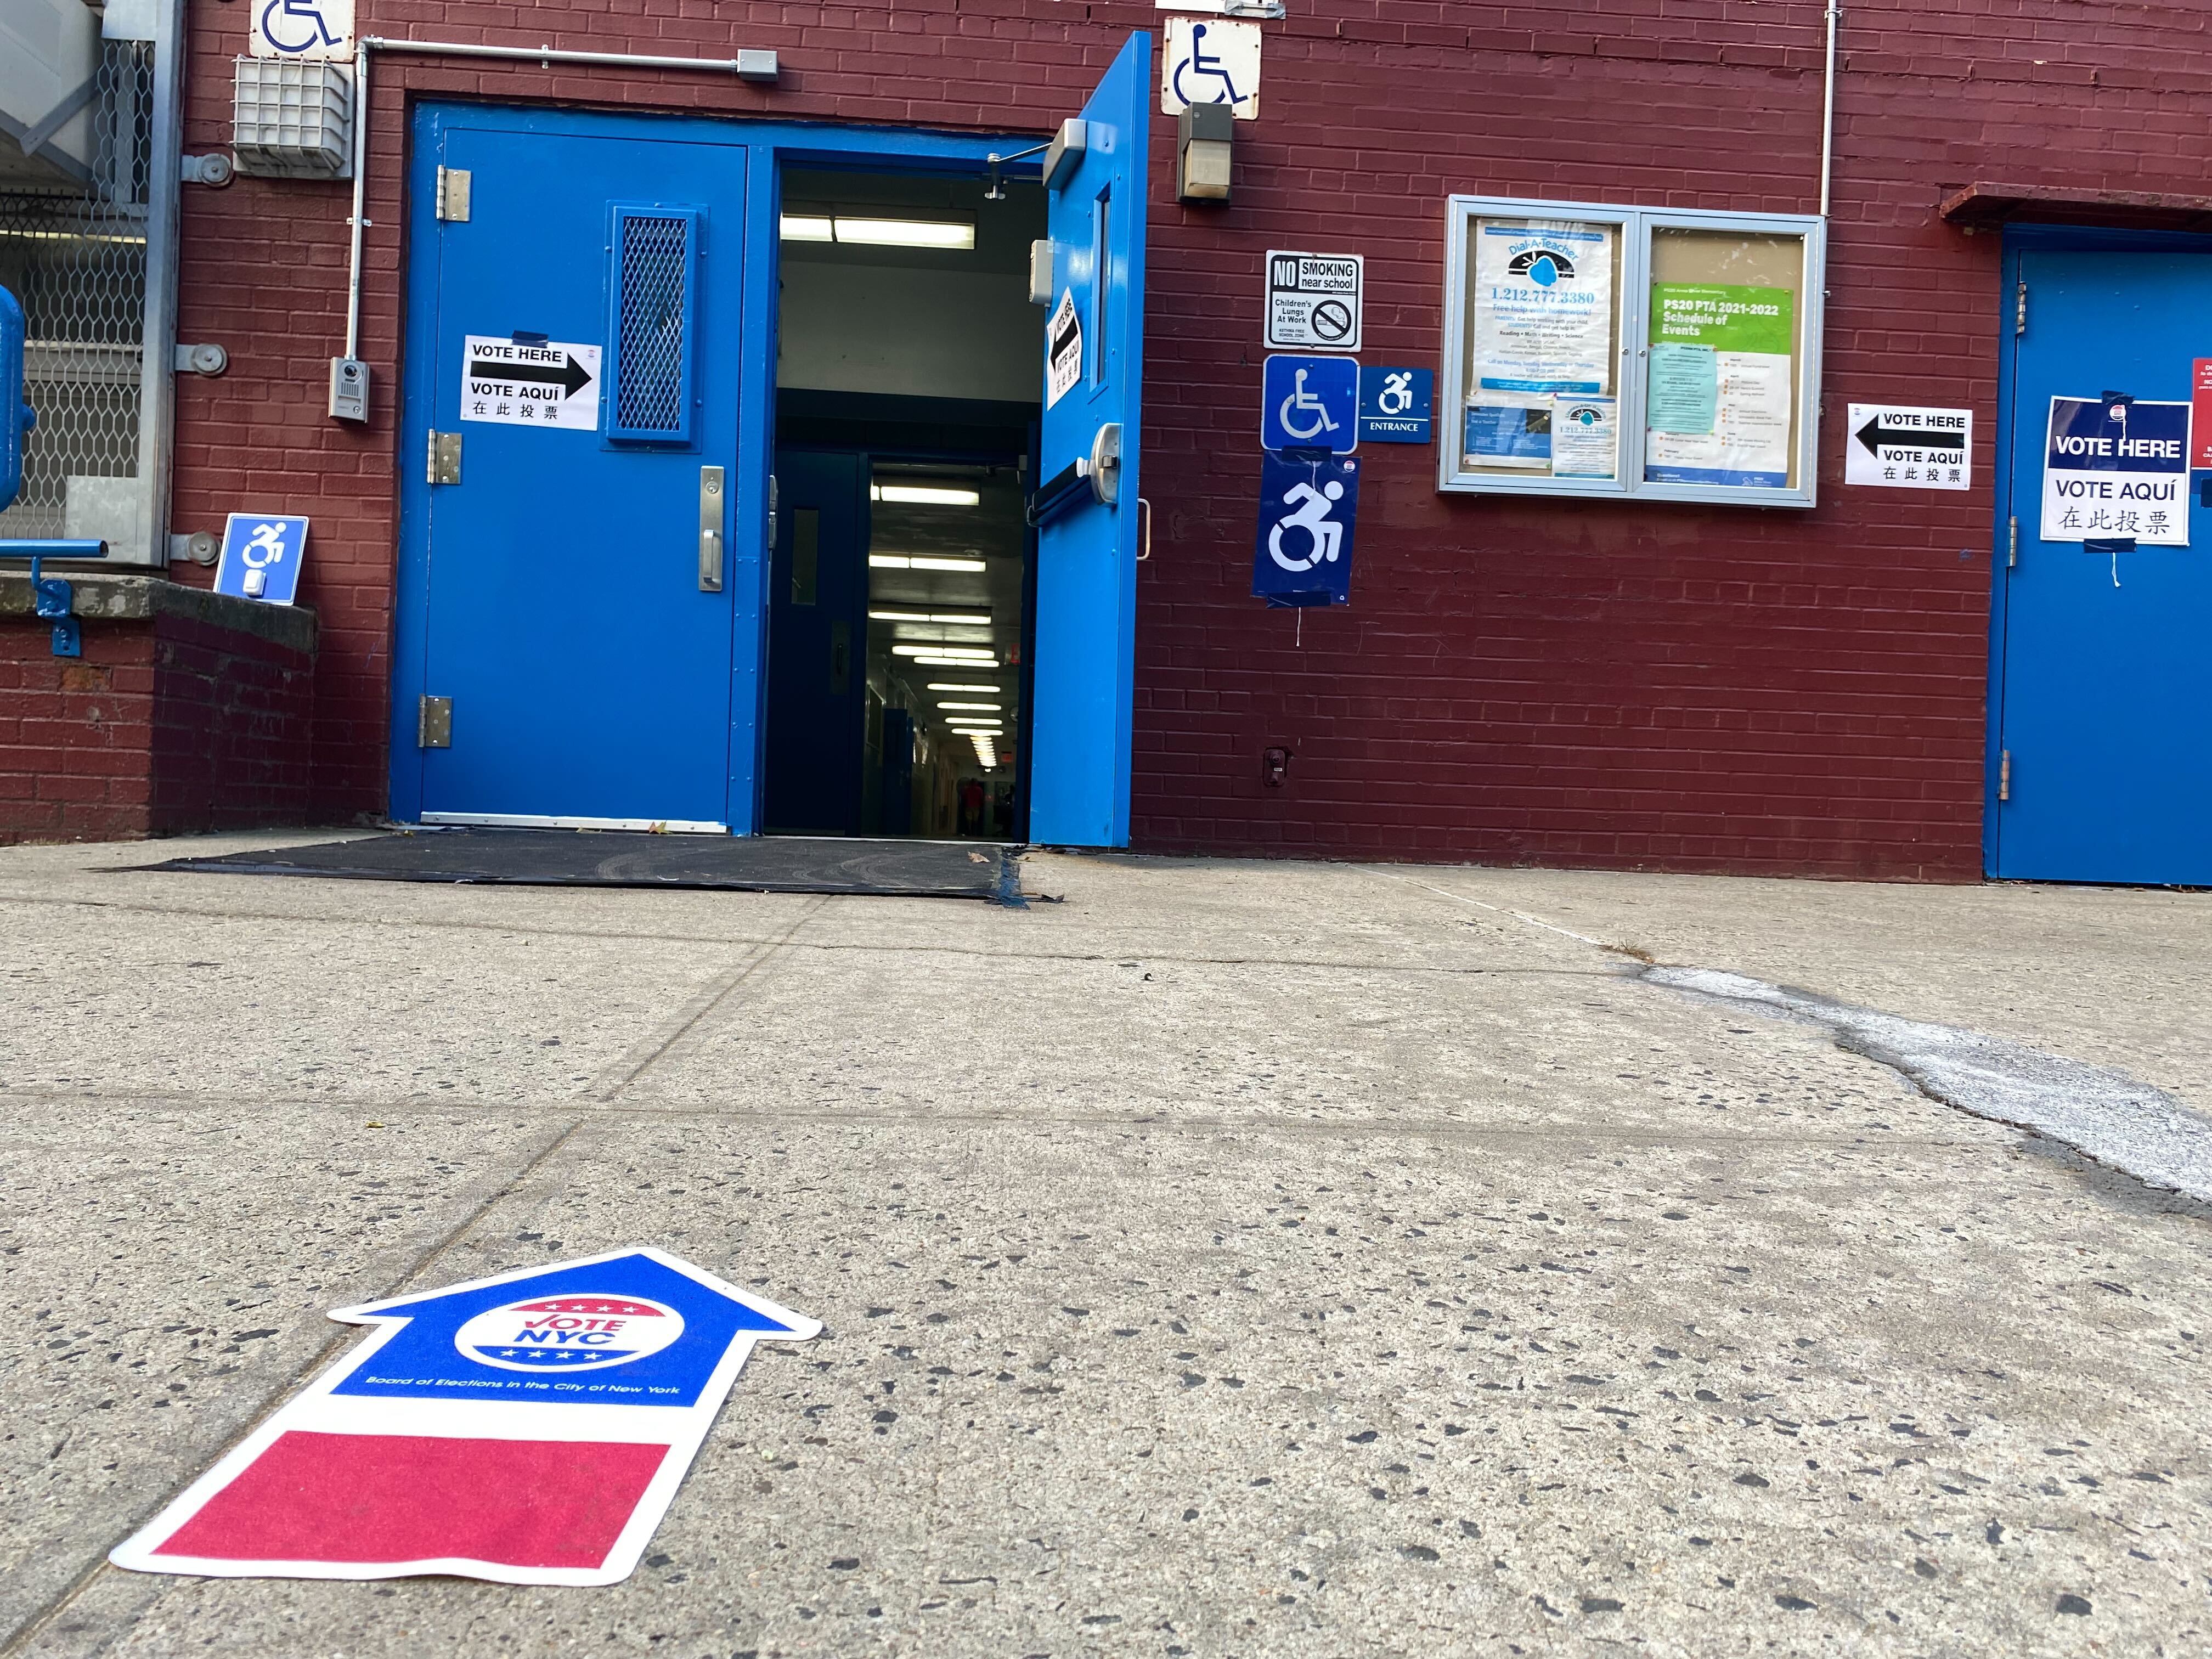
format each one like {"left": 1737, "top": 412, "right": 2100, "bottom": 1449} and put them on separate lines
{"left": 1843, "top": 403, "right": 1971, "bottom": 490}
{"left": 461, "top": 335, "right": 601, "bottom": 430}
{"left": 1161, "top": 18, "right": 1261, "bottom": 119}
{"left": 2040, "top": 395, "right": 2188, "bottom": 546}
{"left": 252, "top": 0, "right": 354, "bottom": 59}
{"left": 1265, "top": 251, "right": 1362, "bottom": 352}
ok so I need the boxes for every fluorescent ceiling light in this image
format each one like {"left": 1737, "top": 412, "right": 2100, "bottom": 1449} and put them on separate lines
{"left": 927, "top": 682, "right": 1000, "bottom": 692}
{"left": 835, "top": 216, "right": 975, "bottom": 250}
{"left": 872, "top": 484, "right": 980, "bottom": 507}
{"left": 870, "top": 554, "right": 988, "bottom": 571}
{"left": 780, "top": 214, "right": 974, "bottom": 250}
{"left": 868, "top": 610, "right": 991, "bottom": 624}
{"left": 937, "top": 702, "right": 1002, "bottom": 711}
{"left": 893, "top": 645, "right": 995, "bottom": 660}
{"left": 869, "top": 610, "right": 933, "bottom": 623}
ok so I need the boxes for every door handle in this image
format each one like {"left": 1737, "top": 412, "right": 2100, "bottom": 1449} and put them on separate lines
{"left": 699, "top": 465, "right": 725, "bottom": 591}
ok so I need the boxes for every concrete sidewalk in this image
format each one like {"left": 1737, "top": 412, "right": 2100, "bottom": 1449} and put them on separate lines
{"left": 0, "top": 838, "right": 2204, "bottom": 1656}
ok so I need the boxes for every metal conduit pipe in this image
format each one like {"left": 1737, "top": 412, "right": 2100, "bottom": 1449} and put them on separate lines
{"left": 1818, "top": 0, "right": 1841, "bottom": 218}
{"left": 340, "top": 37, "right": 779, "bottom": 396}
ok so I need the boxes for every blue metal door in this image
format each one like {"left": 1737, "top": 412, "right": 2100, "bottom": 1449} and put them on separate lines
{"left": 1030, "top": 34, "right": 1150, "bottom": 848}
{"left": 394, "top": 112, "right": 747, "bottom": 830}
{"left": 1994, "top": 251, "right": 2212, "bottom": 884}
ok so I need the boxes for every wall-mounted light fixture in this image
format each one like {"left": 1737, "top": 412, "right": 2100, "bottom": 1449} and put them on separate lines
{"left": 1177, "top": 102, "right": 1234, "bottom": 204}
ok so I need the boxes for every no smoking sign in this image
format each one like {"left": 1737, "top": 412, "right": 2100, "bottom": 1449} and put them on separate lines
{"left": 1265, "top": 250, "right": 1363, "bottom": 353}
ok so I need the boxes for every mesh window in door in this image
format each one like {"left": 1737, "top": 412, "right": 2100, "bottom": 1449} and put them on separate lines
{"left": 606, "top": 208, "right": 701, "bottom": 443}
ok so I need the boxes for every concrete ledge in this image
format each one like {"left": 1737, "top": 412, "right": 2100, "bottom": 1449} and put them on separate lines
{"left": 0, "top": 574, "right": 317, "bottom": 656}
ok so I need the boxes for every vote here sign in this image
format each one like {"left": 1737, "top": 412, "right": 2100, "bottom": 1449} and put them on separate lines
{"left": 2041, "top": 396, "right": 2190, "bottom": 548}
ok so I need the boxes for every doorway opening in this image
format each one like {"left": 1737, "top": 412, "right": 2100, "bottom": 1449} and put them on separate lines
{"left": 764, "top": 166, "right": 1046, "bottom": 840}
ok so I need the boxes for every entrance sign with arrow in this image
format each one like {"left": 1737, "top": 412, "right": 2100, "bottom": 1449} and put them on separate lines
{"left": 1844, "top": 402, "right": 1972, "bottom": 490}
{"left": 461, "top": 334, "right": 603, "bottom": 431}
{"left": 109, "top": 1249, "right": 819, "bottom": 1586}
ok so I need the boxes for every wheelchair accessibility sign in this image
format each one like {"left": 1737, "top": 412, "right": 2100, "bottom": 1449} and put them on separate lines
{"left": 215, "top": 514, "right": 308, "bottom": 606}
{"left": 1253, "top": 453, "right": 1359, "bottom": 608}
{"left": 1162, "top": 18, "right": 1261, "bottom": 120}
{"left": 1262, "top": 356, "right": 1357, "bottom": 454}
{"left": 1358, "top": 366, "right": 1433, "bottom": 444}
{"left": 252, "top": 0, "right": 353, "bottom": 59}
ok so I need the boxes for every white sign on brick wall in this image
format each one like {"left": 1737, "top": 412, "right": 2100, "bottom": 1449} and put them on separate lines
{"left": 251, "top": 0, "right": 354, "bottom": 61}
{"left": 1161, "top": 17, "right": 1261, "bottom": 120}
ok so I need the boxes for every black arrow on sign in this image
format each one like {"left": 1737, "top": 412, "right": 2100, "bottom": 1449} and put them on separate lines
{"left": 1856, "top": 416, "right": 1965, "bottom": 455}
{"left": 469, "top": 352, "right": 595, "bottom": 397}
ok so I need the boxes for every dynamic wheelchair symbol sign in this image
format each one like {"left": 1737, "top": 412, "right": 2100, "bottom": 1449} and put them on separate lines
{"left": 1262, "top": 355, "right": 1358, "bottom": 454}
{"left": 1253, "top": 452, "right": 1361, "bottom": 608}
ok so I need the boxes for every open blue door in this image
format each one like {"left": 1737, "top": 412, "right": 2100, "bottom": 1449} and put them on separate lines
{"left": 1029, "top": 35, "right": 1150, "bottom": 847}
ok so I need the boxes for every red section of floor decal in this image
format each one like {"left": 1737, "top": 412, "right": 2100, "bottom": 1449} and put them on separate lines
{"left": 154, "top": 1431, "right": 671, "bottom": 1569}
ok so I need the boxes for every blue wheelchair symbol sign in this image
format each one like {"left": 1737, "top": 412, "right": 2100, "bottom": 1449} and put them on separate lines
{"left": 1253, "top": 453, "right": 1359, "bottom": 608}
{"left": 215, "top": 513, "right": 309, "bottom": 605}
{"left": 1261, "top": 356, "right": 1358, "bottom": 455}
{"left": 1358, "top": 366, "right": 1433, "bottom": 444}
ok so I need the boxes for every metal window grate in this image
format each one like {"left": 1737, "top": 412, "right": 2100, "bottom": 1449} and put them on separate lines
{"left": 611, "top": 212, "right": 695, "bottom": 441}
{"left": 0, "top": 40, "right": 155, "bottom": 545}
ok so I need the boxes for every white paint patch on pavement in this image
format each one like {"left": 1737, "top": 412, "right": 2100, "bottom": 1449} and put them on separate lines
{"left": 1647, "top": 966, "right": 2212, "bottom": 1203}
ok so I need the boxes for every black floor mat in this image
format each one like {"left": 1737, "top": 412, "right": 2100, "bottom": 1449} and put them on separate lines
{"left": 149, "top": 830, "right": 1021, "bottom": 901}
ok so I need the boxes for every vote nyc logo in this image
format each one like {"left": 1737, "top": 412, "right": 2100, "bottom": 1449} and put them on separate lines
{"left": 455, "top": 1296, "right": 685, "bottom": 1373}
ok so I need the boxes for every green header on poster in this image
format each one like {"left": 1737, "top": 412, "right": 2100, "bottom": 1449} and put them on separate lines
{"left": 1649, "top": 284, "right": 1795, "bottom": 356}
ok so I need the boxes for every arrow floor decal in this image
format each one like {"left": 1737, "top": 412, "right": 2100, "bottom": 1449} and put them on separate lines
{"left": 109, "top": 1249, "right": 819, "bottom": 1586}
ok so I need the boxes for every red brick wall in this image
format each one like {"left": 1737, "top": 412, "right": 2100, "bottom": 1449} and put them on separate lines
{"left": 0, "top": 613, "right": 315, "bottom": 843}
{"left": 151, "top": 616, "right": 320, "bottom": 832}
{"left": 0, "top": 624, "right": 157, "bottom": 842}
{"left": 171, "top": 1, "right": 2212, "bottom": 876}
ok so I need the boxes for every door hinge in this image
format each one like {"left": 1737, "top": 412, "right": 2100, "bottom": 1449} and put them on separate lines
{"left": 418, "top": 695, "right": 453, "bottom": 748}
{"left": 2007, "top": 515, "right": 2018, "bottom": 568}
{"left": 2015, "top": 280, "right": 2027, "bottom": 335}
{"left": 436, "top": 166, "right": 472, "bottom": 222}
{"left": 427, "top": 430, "right": 461, "bottom": 485}
{"left": 1998, "top": 749, "right": 2012, "bottom": 802}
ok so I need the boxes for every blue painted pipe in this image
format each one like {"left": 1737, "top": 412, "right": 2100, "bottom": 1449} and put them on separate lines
{"left": 0, "top": 540, "right": 108, "bottom": 560}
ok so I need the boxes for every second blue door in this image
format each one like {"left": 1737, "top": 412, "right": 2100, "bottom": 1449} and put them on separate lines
{"left": 1995, "top": 250, "right": 2212, "bottom": 884}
